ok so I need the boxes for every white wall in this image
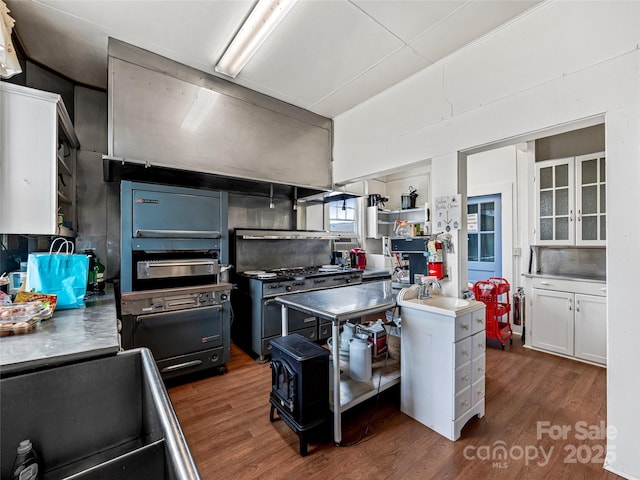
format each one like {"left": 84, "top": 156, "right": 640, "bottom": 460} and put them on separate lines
{"left": 467, "top": 145, "right": 518, "bottom": 331}
{"left": 333, "top": 1, "right": 640, "bottom": 478}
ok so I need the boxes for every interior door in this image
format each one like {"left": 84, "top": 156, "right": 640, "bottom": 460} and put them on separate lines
{"left": 467, "top": 194, "right": 502, "bottom": 284}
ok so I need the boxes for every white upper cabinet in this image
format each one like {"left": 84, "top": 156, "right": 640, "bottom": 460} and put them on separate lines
{"left": 575, "top": 152, "right": 606, "bottom": 246}
{"left": 0, "top": 83, "right": 79, "bottom": 236}
{"left": 534, "top": 152, "right": 606, "bottom": 246}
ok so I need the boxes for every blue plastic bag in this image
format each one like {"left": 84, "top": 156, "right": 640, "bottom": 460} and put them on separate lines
{"left": 25, "top": 238, "right": 89, "bottom": 310}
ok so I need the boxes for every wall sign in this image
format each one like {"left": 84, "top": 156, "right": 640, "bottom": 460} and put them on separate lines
{"left": 467, "top": 213, "right": 478, "bottom": 232}
{"left": 434, "top": 195, "right": 462, "bottom": 232}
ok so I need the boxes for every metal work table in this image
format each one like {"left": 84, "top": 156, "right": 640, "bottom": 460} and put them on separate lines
{"left": 275, "top": 280, "right": 398, "bottom": 444}
{"left": 0, "top": 286, "right": 119, "bottom": 376}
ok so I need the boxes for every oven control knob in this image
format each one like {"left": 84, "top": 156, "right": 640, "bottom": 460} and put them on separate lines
{"left": 220, "top": 293, "right": 228, "bottom": 301}
{"left": 286, "top": 285, "right": 293, "bottom": 292}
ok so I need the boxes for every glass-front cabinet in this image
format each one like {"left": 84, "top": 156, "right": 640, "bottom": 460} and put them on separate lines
{"left": 575, "top": 152, "right": 606, "bottom": 245}
{"left": 535, "top": 152, "right": 605, "bottom": 246}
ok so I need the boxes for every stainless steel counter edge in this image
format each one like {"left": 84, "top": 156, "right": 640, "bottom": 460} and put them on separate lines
{"left": 0, "top": 287, "right": 120, "bottom": 375}
{"left": 275, "top": 281, "right": 397, "bottom": 323}
{"left": 522, "top": 273, "right": 606, "bottom": 284}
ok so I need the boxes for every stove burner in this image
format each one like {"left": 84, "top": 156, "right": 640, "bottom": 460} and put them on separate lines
{"left": 264, "top": 266, "right": 353, "bottom": 279}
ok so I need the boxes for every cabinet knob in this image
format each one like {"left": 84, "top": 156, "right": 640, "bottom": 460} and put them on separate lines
{"left": 462, "top": 400, "right": 469, "bottom": 407}
{"left": 462, "top": 350, "right": 470, "bottom": 356}
{"left": 461, "top": 324, "right": 470, "bottom": 330}
{"left": 462, "top": 375, "right": 469, "bottom": 382}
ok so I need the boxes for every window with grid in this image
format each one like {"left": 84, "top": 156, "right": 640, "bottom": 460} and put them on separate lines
{"left": 328, "top": 198, "right": 357, "bottom": 233}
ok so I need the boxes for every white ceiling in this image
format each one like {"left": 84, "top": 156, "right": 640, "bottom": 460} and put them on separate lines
{"left": 5, "top": 0, "right": 541, "bottom": 118}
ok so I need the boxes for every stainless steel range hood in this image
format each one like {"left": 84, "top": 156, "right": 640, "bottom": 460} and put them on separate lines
{"left": 234, "top": 229, "right": 343, "bottom": 240}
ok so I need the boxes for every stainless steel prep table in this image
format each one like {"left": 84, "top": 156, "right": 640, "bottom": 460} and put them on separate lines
{"left": 275, "top": 280, "right": 398, "bottom": 444}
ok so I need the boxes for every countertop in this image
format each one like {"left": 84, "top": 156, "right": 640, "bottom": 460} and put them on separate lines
{"left": 275, "top": 280, "right": 396, "bottom": 323}
{"left": 0, "top": 286, "right": 120, "bottom": 376}
{"left": 362, "top": 269, "right": 392, "bottom": 280}
{"left": 522, "top": 273, "right": 606, "bottom": 284}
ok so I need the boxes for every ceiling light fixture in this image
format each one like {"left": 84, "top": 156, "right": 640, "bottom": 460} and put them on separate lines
{"left": 215, "top": 0, "right": 297, "bottom": 78}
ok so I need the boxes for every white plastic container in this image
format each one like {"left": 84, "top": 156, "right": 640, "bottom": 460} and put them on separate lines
{"left": 349, "top": 333, "right": 372, "bottom": 381}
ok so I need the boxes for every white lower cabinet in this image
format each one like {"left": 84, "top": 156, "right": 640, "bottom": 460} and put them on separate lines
{"left": 400, "top": 302, "right": 486, "bottom": 441}
{"left": 529, "top": 277, "right": 606, "bottom": 366}
{"left": 574, "top": 294, "right": 607, "bottom": 364}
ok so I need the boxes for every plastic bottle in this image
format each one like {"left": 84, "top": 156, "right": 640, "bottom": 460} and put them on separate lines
{"left": 12, "top": 439, "right": 40, "bottom": 480}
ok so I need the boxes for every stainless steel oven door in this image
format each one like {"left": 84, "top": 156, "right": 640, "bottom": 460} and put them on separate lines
{"left": 132, "top": 305, "right": 223, "bottom": 360}
{"left": 262, "top": 298, "right": 317, "bottom": 354}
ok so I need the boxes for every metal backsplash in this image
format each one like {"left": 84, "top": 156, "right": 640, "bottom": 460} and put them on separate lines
{"left": 234, "top": 237, "right": 331, "bottom": 273}
{"left": 534, "top": 247, "right": 606, "bottom": 280}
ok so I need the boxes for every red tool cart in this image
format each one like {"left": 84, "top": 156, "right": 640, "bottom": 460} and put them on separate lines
{"left": 473, "top": 277, "right": 513, "bottom": 349}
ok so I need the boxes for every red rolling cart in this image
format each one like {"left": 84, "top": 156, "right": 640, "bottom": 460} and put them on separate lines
{"left": 473, "top": 277, "right": 513, "bottom": 349}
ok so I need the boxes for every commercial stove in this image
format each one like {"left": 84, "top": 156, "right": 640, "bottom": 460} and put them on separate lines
{"left": 232, "top": 265, "right": 363, "bottom": 361}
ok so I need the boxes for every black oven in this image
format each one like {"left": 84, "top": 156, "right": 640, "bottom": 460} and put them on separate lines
{"left": 121, "top": 286, "right": 230, "bottom": 379}
{"left": 262, "top": 298, "right": 318, "bottom": 351}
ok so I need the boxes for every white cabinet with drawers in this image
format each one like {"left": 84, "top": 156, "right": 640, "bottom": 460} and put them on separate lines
{"left": 399, "top": 294, "right": 486, "bottom": 441}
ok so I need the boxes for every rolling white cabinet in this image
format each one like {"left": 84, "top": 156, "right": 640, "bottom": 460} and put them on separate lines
{"left": 529, "top": 276, "right": 607, "bottom": 366}
{"left": 400, "top": 300, "right": 486, "bottom": 441}
{"left": 0, "top": 82, "right": 79, "bottom": 236}
{"left": 535, "top": 152, "right": 606, "bottom": 246}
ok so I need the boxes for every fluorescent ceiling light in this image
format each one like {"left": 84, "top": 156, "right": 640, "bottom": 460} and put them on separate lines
{"left": 215, "top": 0, "right": 297, "bottom": 78}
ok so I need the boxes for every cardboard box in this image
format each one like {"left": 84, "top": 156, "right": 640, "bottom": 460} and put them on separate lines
{"left": 357, "top": 322, "right": 387, "bottom": 356}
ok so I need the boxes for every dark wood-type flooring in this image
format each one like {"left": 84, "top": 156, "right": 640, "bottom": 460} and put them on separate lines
{"left": 168, "top": 337, "right": 621, "bottom": 480}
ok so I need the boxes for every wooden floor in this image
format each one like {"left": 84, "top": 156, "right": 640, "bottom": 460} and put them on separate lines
{"left": 167, "top": 337, "right": 621, "bottom": 480}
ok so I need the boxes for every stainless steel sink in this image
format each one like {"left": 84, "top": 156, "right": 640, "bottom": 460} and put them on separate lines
{"left": 0, "top": 348, "right": 199, "bottom": 480}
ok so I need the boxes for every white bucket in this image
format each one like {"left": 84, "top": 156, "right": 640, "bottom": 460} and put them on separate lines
{"left": 349, "top": 333, "right": 372, "bottom": 381}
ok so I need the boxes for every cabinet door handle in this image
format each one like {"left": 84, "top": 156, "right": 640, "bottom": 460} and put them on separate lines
{"left": 540, "top": 281, "right": 550, "bottom": 286}
{"left": 577, "top": 209, "right": 582, "bottom": 222}
{"left": 568, "top": 298, "right": 572, "bottom": 311}
{"left": 576, "top": 300, "right": 580, "bottom": 312}
{"left": 570, "top": 210, "right": 574, "bottom": 222}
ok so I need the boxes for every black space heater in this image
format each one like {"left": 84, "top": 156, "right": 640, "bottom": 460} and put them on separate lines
{"left": 269, "top": 334, "right": 329, "bottom": 456}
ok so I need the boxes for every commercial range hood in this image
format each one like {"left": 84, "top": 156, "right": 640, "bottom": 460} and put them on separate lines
{"left": 102, "top": 155, "right": 328, "bottom": 200}
{"left": 234, "top": 228, "right": 345, "bottom": 240}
